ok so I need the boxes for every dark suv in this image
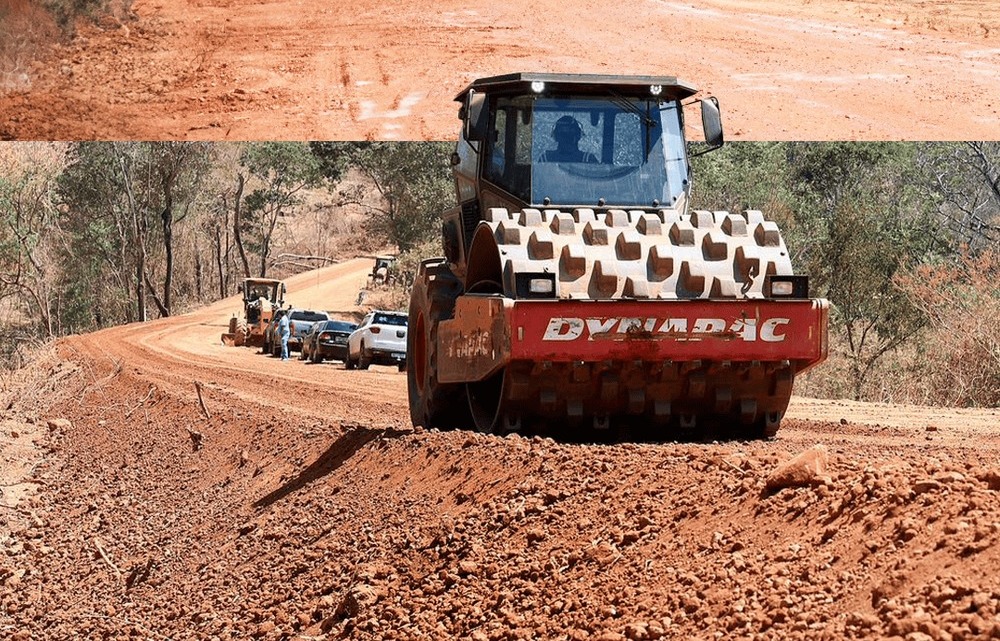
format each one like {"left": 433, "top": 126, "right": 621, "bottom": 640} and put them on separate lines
{"left": 264, "top": 308, "right": 330, "bottom": 356}
{"left": 300, "top": 320, "right": 358, "bottom": 363}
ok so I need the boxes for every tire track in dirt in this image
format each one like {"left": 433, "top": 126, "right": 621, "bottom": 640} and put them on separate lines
{"left": 2, "top": 0, "right": 999, "bottom": 140}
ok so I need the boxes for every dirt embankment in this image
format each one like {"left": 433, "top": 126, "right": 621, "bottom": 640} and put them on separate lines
{"left": 2, "top": 0, "right": 1000, "bottom": 141}
{"left": 2, "top": 257, "right": 1000, "bottom": 640}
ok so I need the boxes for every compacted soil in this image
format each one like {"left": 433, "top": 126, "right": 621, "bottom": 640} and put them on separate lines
{"left": 2, "top": 256, "right": 1000, "bottom": 640}
{"left": 1, "top": 0, "right": 1000, "bottom": 140}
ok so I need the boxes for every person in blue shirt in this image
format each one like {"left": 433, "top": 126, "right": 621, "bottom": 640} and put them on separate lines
{"left": 278, "top": 311, "right": 291, "bottom": 361}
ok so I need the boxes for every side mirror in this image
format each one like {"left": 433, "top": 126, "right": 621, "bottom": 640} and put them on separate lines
{"left": 701, "top": 97, "right": 724, "bottom": 150}
{"left": 463, "top": 90, "right": 489, "bottom": 142}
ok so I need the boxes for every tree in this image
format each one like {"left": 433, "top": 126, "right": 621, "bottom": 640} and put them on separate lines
{"left": 693, "top": 142, "right": 948, "bottom": 400}
{"left": 322, "top": 142, "right": 454, "bottom": 252}
{"left": 238, "top": 142, "right": 324, "bottom": 277}
{"left": 921, "top": 142, "right": 1000, "bottom": 251}
{"left": 786, "top": 142, "right": 945, "bottom": 400}
{"left": 690, "top": 142, "right": 794, "bottom": 222}
{"left": 57, "top": 142, "right": 209, "bottom": 326}
{"left": 145, "top": 142, "right": 212, "bottom": 315}
{"left": 0, "top": 142, "right": 68, "bottom": 336}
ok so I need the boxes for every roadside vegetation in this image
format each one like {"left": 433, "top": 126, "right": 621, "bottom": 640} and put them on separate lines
{"left": 0, "top": 140, "right": 997, "bottom": 408}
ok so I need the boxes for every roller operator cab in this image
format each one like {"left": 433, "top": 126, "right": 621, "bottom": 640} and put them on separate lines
{"left": 409, "top": 72, "right": 829, "bottom": 440}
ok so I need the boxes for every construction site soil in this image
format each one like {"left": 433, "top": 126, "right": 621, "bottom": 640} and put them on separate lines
{"left": 2, "top": 257, "right": 1000, "bottom": 640}
{"left": 2, "top": 0, "right": 1000, "bottom": 140}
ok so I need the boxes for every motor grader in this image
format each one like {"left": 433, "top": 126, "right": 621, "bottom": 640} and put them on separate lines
{"left": 408, "top": 72, "right": 828, "bottom": 439}
{"left": 221, "top": 277, "right": 286, "bottom": 347}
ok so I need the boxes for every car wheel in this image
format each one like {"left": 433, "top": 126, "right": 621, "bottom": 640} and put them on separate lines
{"left": 358, "top": 344, "right": 371, "bottom": 370}
{"left": 345, "top": 353, "right": 357, "bottom": 370}
{"left": 397, "top": 361, "right": 406, "bottom": 373}
{"left": 312, "top": 350, "right": 322, "bottom": 364}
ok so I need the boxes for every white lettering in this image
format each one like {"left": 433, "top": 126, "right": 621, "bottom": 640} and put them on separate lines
{"left": 543, "top": 317, "right": 584, "bottom": 341}
{"left": 658, "top": 318, "right": 688, "bottom": 333}
{"left": 450, "top": 331, "right": 493, "bottom": 359}
{"left": 586, "top": 318, "right": 617, "bottom": 336}
{"left": 730, "top": 318, "right": 757, "bottom": 341}
{"left": 616, "top": 318, "right": 651, "bottom": 333}
{"left": 760, "top": 318, "right": 789, "bottom": 342}
{"left": 693, "top": 318, "right": 727, "bottom": 333}
{"left": 541, "top": 316, "right": 792, "bottom": 343}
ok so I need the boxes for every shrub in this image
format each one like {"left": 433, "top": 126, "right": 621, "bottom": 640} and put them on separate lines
{"left": 42, "top": 0, "right": 131, "bottom": 32}
{"left": 894, "top": 251, "right": 1000, "bottom": 407}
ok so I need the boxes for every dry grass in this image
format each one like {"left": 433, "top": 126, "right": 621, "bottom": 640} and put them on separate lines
{"left": 798, "top": 251, "right": 1000, "bottom": 408}
{"left": 894, "top": 251, "right": 1000, "bottom": 407}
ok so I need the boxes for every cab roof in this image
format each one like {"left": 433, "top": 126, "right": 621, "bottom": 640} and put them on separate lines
{"left": 455, "top": 72, "right": 698, "bottom": 102}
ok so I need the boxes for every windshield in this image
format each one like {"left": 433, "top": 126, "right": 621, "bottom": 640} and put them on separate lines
{"left": 246, "top": 283, "right": 274, "bottom": 300}
{"left": 486, "top": 95, "right": 688, "bottom": 208}
{"left": 325, "top": 321, "right": 356, "bottom": 332}
{"left": 374, "top": 313, "right": 407, "bottom": 326}
{"left": 291, "top": 311, "right": 328, "bottom": 322}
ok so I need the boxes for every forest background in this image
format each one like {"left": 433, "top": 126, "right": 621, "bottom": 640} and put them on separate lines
{"left": 0, "top": 140, "right": 998, "bottom": 409}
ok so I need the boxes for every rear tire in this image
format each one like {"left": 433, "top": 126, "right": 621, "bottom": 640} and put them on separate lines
{"left": 235, "top": 319, "right": 248, "bottom": 346}
{"left": 407, "top": 261, "right": 469, "bottom": 430}
{"left": 312, "top": 350, "right": 322, "bottom": 364}
{"left": 358, "top": 344, "right": 371, "bottom": 370}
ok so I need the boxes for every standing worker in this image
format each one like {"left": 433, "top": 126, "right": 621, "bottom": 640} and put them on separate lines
{"left": 279, "top": 310, "right": 291, "bottom": 361}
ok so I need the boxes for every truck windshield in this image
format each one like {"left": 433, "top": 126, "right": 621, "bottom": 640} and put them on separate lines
{"left": 486, "top": 96, "right": 688, "bottom": 208}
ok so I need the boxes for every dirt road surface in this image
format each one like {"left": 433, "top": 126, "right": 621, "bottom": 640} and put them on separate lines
{"left": 2, "top": 0, "right": 999, "bottom": 141}
{"left": 3, "top": 256, "right": 1000, "bottom": 640}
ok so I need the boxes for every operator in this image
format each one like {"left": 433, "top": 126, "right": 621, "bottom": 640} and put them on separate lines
{"left": 278, "top": 310, "right": 291, "bottom": 361}
{"left": 540, "top": 115, "right": 599, "bottom": 163}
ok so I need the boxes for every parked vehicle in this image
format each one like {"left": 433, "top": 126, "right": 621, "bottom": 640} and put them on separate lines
{"left": 263, "top": 308, "right": 330, "bottom": 356}
{"left": 300, "top": 320, "right": 358, "bottom": 363}
{"left": 346, "top": 310, "right": 408, "bottom": 371}
{"left": 287, "top": 309, "right": 331, "bottom": 353}
{"left": 369, "top": 255, "right": 397, "bottom": 286}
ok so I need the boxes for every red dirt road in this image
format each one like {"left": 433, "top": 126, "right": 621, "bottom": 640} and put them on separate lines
{"left": 2, "top": 0, "right": 999, "bottom": 140}
{"left": 4, "top": 257, "right": 1000, "bottom": 639}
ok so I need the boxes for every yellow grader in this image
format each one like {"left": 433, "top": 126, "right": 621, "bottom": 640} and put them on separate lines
{"left": 221, "top": 277, "right": 286, "bottom": 347}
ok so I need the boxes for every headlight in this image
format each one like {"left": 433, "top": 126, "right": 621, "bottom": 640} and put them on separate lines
{"left": 515, "top": 272, "right": 557, "bottom": 299}
{"left": 765, "top": 275, "right": 809, "bottom": 298}
{"left": 529, "top": 278, "right": 554, "bottom": 294}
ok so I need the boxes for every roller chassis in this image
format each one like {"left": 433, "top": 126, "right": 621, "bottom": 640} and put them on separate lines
{"left": 408, "top": 73, "right": 829, "bottom": 439}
